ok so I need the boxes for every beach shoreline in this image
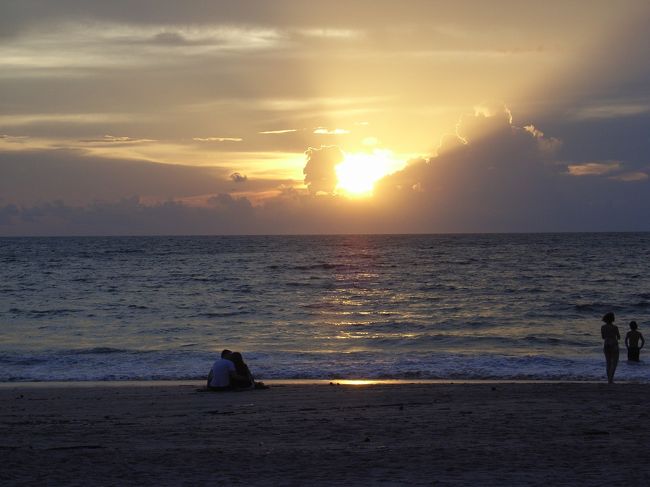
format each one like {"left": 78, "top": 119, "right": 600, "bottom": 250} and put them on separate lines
{"left": 3, "top": 382, "right": 650, "bottom": 486}
{"left": 0, "top": 378, "right": 612, "bottom": 389}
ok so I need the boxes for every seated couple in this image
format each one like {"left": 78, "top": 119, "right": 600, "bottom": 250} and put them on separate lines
{"left": 207, "top": 349, "right": 267, "bottom": 391}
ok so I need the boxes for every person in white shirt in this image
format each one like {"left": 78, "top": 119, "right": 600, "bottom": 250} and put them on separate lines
{"left": 207, "top": 349, "right": 245, "bottom": 391}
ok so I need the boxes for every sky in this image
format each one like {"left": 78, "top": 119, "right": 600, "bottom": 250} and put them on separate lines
{"left": 1, "top": 0, "right": 650, "bottom": 235}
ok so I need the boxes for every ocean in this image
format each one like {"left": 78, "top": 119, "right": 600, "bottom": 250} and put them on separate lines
{"left": 1, "top": 233, "right": 649, "bottom": 382}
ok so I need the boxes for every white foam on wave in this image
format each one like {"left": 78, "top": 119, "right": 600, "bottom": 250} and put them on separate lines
{"left": 2, "top": 349, "right": 650, "bottom": 383}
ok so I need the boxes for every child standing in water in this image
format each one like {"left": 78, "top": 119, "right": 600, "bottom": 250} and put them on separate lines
{"left": 601, "top": 312, "right": 620, "bottom": 384}
{"left": 625, "top": 321, "right": 645, "bottom": 362}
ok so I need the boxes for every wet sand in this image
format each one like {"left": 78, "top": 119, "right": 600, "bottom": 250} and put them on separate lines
{"left": 2, "top": 382, "right": 650, "bottom": 486}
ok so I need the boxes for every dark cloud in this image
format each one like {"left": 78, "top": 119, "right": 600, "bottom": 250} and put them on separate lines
{"left": 3, "top": 0, "right": 595, "bottom": 33}
{"left": 145, "top": 32, "right": 223, "bottom": 47}
{"left": 0, "top": 204, "right": 19, "bottom": 225}
{"left": 207, "top": 193, "right": 253, "bottom": 212}
{"left": 302, "top": 145, "right": 343, "bottom": 195}
{"left": 375, "top": 107, "right": 650, "bottom": 232}
{"left": 0, "top": 149, "right": 229, "bottom": 205}
{"left": 531, "top": 113, "right": 650, "bottom": 168}
{"left": 0, "top": 193, "right": 386, "bottom": 236}
{"left": 0, "top": 197, "right": 257, "bottom": 236}
{"left": 229, "top": 172, "right": 248, "bottom": 183}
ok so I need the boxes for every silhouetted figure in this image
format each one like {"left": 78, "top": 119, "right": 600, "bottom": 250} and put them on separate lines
{"left": 601, "top": 312, "right": 620, "bottom": 384}
{"left": 229, "top": 351, "right": 269, "bottom": 389}
{"left": 207, "top": 349, "right": 247, "bottom": 391}
{"left": 625, "top": 321, "right": 645, "bottom": 362}
{"left": 229, "top": 352, "right": 255, "bottom": 389}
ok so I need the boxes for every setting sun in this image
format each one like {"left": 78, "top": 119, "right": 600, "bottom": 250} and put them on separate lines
{"left": 335, "top": 149, "right": 405, "bottom": 197}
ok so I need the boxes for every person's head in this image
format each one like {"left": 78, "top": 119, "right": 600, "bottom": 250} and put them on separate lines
{"left": 221, "top": 349, "right": 233, "bottom": 359}
{"left": 602, "top": 312, "right": 615, "bottom": 324}
{"left": 630, "top": 321, "right": 638, "bottom": 330}
{"left": 230, "top": 352, "right": 244, "bottom": 366}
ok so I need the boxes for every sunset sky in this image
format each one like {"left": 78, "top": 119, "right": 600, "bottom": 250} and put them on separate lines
{"left": 2, "top": 0, "right": 650, "bottom": 235}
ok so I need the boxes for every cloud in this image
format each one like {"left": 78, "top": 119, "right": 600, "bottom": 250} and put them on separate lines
{"left": 296, "top": 28, "right": 363, "bottom": 40}
{"left": 0, "top": 204, "right": 19, "bottom": 225}
{"left": 302, "top": 146, "right": 344, "bottom": 195}
{"left": 151, "top": 32, "right": 190, "bottom": 45}
{"left": 230, "top": 172, "right": 248, "bottom": 183}
{"left": 259, "top": 129, "right": 298, "bottom": 134}
{"left": 611, "top": 171, "right": 649, "bottom": 182}
{"left": 570, "top": 102, "right": 650, "bottom": 120}
{"left": 523, "top": 125, "right": 562, "bottom": 153}
{"left": 192, "top": 137, "right": 243, "bottom": 142}
{"left": 375, "top": 106, "right": 614, "bottom": 231}
{"left": 0, "top": 114, "right": 136, "bottom": 127}
{"left": 81, "top": 135, "right": 156, "bottom": 144}
{"left": 2, "top": 104, "right": 650, "bottom": 235}
{"left": 0, "top": 134, "right": 29, "bottom": 142}
{"left": 568, "top": 162, "right": 621, "bottom": 176}
{"left": 0, "top": 149, "right": 231, "bottom": 205}
{"left": 0, "top": 197, "right": 257, "bottom": 236}
{"left": 0, "top": 190, "right": 394, "bottom": 236}
{"left": 144, "top": 31, "right": 231, "bottom": 47}
{"left": 362, "top": 136, "right": 379, "bottom": 146}
{"left": 313, "top": 128, "right": 350, "bottom": 135}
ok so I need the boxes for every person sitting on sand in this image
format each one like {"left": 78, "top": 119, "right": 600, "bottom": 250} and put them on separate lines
{"left": 229, "top": 352, "right": 268, "bottom": 389}
{"left": 601, "top": 312, "right": 620, "bottom": 384}
{"left": 229, "top": 352, "right": 255, "bottom": 389}
{"left": 207, "top": 349, "right": 248, "bottom": 391}
{"left": 625, "top": 321, "right": 645, "bottom": 362}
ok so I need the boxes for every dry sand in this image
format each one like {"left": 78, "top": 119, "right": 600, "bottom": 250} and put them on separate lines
{"left": 2, "top": 382, "right": 650, "bottom": 486}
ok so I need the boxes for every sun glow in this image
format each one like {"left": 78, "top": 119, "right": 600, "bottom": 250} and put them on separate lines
{"left": 335, "top": 149, "right": 405, "bottom": 197}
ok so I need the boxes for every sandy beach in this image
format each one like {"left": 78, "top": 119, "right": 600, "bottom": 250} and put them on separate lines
{"left": 2, "top": 382, "right": 650, "bottom": 486}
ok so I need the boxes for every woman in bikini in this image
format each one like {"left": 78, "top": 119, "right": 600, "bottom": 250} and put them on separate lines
{"left": 601, "top": 312, "right": 620, "bottom": 384}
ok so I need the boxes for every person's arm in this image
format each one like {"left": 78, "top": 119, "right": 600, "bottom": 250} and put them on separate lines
{"left": 641, "top": 333, "right": 645, "bottom": 349}
{"left": 601, "top": 326, "right": 606, "bottom": 340}
{"left": 207, "top": 369, "right": 213, "bottom": 388}
{"left": 228, "top": 370, "right": 250, "bottom": 384}
{"left": 226, "top": 362, "right": 248, "bottom": 384}
{"left": 617, "top": 328, "right": 620, "bottom": 340}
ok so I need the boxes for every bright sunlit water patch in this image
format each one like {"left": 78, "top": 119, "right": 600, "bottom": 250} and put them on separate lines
{"left": 335, "top": 379, "right": 383, "bottom": 385}
{"left": 335, "top": 149, "right": 405, "bottom": 196}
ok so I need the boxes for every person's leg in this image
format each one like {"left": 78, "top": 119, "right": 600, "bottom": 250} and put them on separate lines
{"left": 605, "top": 349, "right": 613, "bottom": 382}
{"left": 611, "top": 347, "right": 619, "bottom": 383}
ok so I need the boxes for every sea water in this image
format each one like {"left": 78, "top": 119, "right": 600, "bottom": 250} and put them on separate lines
{"left": 1, "top": 233, "right": 649, "bottom": 382}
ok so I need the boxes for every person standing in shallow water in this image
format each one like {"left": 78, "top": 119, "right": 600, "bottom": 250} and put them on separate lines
{"left": 625, "top": 321, "right": 645, "bottom": 362}
{"left": 601, "top": 312, "right": 620, "bottom": 383}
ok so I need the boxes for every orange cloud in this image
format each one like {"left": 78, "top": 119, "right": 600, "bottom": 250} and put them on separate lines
{"left": 567, "top": 162, "right": 621, "bottom": 176}
{"left": 610, "top": 171, "right": 648, "bottom": 182}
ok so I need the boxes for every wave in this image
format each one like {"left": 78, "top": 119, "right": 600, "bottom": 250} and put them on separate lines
{"left": 72, "top": 347, "right": 130, "bottom": 355}
{"left": 192, "top": 310, "right": 251, "bottom": 318}
{"left": 2, "top": 349, "right": 648, "bottom": 383}
{"left": 292, "top": 263, "right": 358, "bottom": 271}
{"left": 574, "top": 302, "right": 650, "bottom": 313}
{"left": 8, "top": 308, "right": 82, "bottom": 316}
